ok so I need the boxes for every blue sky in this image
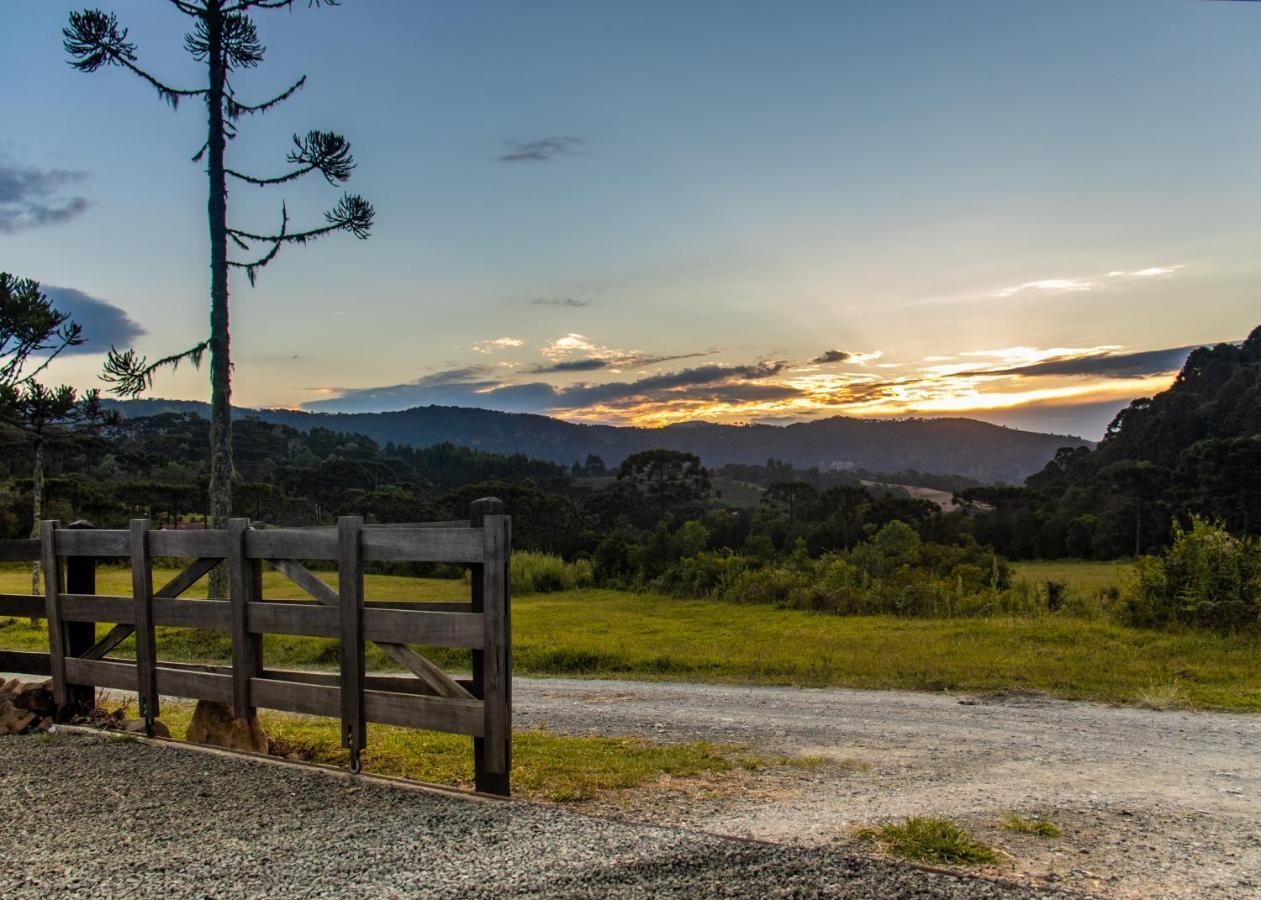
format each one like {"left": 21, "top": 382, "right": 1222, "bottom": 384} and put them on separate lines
{"left": 2, "top": 0, "right": 1260, "bottom": 439}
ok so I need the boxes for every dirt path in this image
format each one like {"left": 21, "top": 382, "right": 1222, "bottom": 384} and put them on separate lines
{"left": 514, "top": 678, "right": 1261, "bottom": 899}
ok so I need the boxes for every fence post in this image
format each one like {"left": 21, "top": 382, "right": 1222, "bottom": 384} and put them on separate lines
{"left": 63, "top": 520, "right": 98, "bottom": 716}
{"left": 130, "top": 518, "right": 158, "bottom": 733}
{"left": 338, "top": 516, "right": 366, "bottom": 772}
{"left": 39, "top": 520, "right": 67, "bottom": 709}
{"left": 470, "top": 497, "right": 511, "bottom": 796}
{"left": 228, "top": 518, "right": 261, "bottom": 720}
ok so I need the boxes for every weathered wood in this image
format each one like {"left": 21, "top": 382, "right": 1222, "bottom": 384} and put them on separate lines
{"left": 64, "top": 526, "right": 98, "bottom": 712}
{"left": 40, "top": 520, "right": 67, "bottom": 707}
{"left": 374, "top": 643, "right": 475, "bottom": 700}
{"left": 130, "top": 520, "right": 158, "bottom": 724}
{"left": 480, "top": 512, "right": 510, "bottom": 778}
{"left": 0, "top": 649, "right": 52, "bottom": 677}
{"left": 363, "top": 608, "right": 484, "bottom": 649}
{"left": 0, "top": 593, "right": 44, "bottom": 618}
{"left": 363, "top": 519, "right": 469, "bottom": 529}
{"left": 269, "top": 558, "right": 339, "bottom": 605}
{"left": 81, "top": 624, "right": 133, "bottom": 661}
{"left": 229, "top": 519, "right": 262, "bottom": 719}
{"left": 245, "top": 527, "right": 338, "bottom": 561}
{"left": 249, "top": 677, "right": 485, "bottom": 735}
{"left": 470, "top": 497, "right": 511, "bottom": 795}
{"left": 65, "top": 657, "right": 233, "bottom": 705}
{"left": 246, "top": 600, "right": 339, "bottom": 638}
{"left": 338, "top": 516, "right": 366, "bottom": 755}
{"left": 364, "top": 600, "right": 472, "bottom": 613}
{"left": 55, "top": 528, "right": 129, "bottom": 557}
{"left": 155, "top": 557, "right": 221, "bottom": 599}
{"left": 0, "top": 538, "right": 40, "bottom": 562}
{"left": 59, "top": 594, "right": 231, "bottom": 630}
{"left": 360, "top": 526, "right": 484, "bottom": 563}
{"left": 148, "top": 529, "right": 230, "bottom": 559}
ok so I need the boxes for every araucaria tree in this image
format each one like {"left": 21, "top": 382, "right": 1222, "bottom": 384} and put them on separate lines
{"left": 64, "top": 1, "right": 374, "bottom": 595}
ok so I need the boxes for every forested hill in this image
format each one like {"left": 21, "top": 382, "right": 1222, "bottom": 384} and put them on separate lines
{"left": 107, "top": 400, "right": 1091, "bottom": 484}
{"left": 966, "top": 326, "right": 1261, "bottom": 558}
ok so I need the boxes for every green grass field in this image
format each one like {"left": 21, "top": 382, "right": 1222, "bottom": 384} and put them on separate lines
{"left": 1012, "top": 559, "right": 1136, "bottom": 595}
{"left": 3, "top": 561, "right": 1258, "bottom": 711}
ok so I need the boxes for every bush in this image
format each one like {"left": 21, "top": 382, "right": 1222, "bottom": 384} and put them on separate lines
{"left": 1122, "top": 518, "right": 1260, "bottom": 632}
{"left": 511, "top": 551, "right": 594, "bottom": 595}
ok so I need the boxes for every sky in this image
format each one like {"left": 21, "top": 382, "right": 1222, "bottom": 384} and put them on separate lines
{"left": 2, "top": 0, "right": 1260, "bottom": 440}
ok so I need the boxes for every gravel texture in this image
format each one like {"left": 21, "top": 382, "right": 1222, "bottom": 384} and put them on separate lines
{"left": 513, "top": 678, "right": 1261, "bottom": 899}
{"left": 0, "top": 731, "right": 1066, "bottom": 899}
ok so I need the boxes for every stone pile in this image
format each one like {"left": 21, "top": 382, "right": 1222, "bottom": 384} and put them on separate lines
{"left": 0, "top": 678, "right": 56, "bottom": 735}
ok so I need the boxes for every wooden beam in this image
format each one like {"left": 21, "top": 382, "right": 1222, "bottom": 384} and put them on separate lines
{"left": 338, "top": 516, "right": 366, "bottom": 756}
{"left": 64, "top": 523, "right": 98, "bottom": 712}
{"left": 228, "top": 519, "right": 262, "bottom": 719}
{"left": 374, "top": 643, "right": 474, "bottom": 700}
{"left": 130, "top": 519, "right": 158, "bottom": 725}
{"left": 155, "top": 557, "right": 221, "bottom": 599}
{"left": 268, "top": 558, "right": 339, "bottom": 606}
{"left": 80, "top": 624, "right": 133, "bottom": 661}
{"left": 360, "top": 526, "right": 484, "bottom": 563}
{"left": 40, "top": 520, "right": 67, "bottom": 707}
{"left": 55, "top": 528, "right": 129, "bottom": 557}
{"left": 0, "top": 538, "right": 40, "bottom": 563}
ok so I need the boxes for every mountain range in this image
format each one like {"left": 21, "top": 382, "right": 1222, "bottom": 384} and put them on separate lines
{"left": 106, "top": 400, "right": 1092, "bottom": 484}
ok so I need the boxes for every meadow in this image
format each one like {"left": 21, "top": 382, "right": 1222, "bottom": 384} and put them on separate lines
{"left": 3, "top": 560, "right": 1257, "bottom": 710}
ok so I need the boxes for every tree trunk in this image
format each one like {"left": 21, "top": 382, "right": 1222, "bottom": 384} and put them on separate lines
{"left": 29, "top": 436, "right": 44, "bottom": 605}
{"left": 206, "top": 3, "right": 232, "bottom": 599}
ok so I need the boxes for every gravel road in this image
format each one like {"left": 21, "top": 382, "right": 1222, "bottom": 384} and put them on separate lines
{"left": 512, "top": 678, "right": 1261, "bottom": 899}
{"left": 0, "top": 731, "right": 1066, "bottom": 899}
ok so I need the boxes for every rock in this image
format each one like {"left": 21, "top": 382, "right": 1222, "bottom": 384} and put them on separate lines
{"left": 11, "top": 680, "right": 54, "bottom": 714}
{"left": 0, "top": 698, "right": 37, "bottom": 735}
{"left": 120, "top": 719, "right": 172, "bottom": 739}
{"left": 185, "top": 700, "right": 269, "bottom": 754}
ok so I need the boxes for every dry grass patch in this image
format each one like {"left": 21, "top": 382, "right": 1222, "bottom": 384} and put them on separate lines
{"left": 854, "top": 816, "right": 1002, "bottom": 866}
{"left": 1001, "top": 812, "right": 1062, "bottom": 837}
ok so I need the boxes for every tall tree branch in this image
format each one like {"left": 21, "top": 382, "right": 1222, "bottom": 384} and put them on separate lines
{"left": 101, "top": 341, "right": 211, "bottom": 398}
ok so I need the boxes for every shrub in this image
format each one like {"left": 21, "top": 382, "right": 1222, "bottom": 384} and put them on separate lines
{"left": 511, "top": 551, "right": 594, "bottom": 595}
{"left": 1122, "top": 518, "right": 1260, "bottom": 632}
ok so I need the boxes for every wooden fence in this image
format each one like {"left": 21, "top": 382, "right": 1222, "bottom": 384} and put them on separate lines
{"left": 0, "top": 498, "right": 512, "bottom": 795}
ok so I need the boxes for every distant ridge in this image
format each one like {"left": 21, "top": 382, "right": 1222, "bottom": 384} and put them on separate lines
{"left": 106, "top": 400, "right": 1092, "bottom": 484}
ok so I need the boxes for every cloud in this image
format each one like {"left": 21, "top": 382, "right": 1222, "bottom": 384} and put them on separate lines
{"left": 41, "top": 286, "right": 144, "bottom": 353}
{"left": 971, "top": 345, "right": 1198, "bottom": 380}
{"left": 530, "top": 297, "right": 589, "bottom": 307}
{"left": 811, "top": 349, "right": 852, "bottom": 364}
{"left": 530, "top": 358, "right": 611, "bottom": 374}
{"left": 0, "top": 160, "right": 91, "bottom": 233}
{"left": 472, "top": 337, "right": 525, "bottom": 353}
{"left": 497, "top": 137, "right": 582, "bottom": 163}
{"left": 994, "top": 265, "right": 1184, "bottom": 299}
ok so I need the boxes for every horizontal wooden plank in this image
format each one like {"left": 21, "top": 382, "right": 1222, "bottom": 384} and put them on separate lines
{"left": 363, "top": 609, "right": 483, "bottom": 649}
{"left": 0, "top": 539, "right": 40, "bottom": 562}
{"left": 364, "top": 600, "right": 472, "bottom": 613}
{"left": 64, "top": 657, "right": 233, "bottom": 704}
{"left": 363, "top": 520, "right": 469, "bottom": 529}
{"left": 245, "top": 528, "right": 338, "bottom": 561}
{"left": 59, "top": 594, "right": 231, "bottom": 631}
{"left": 246, "top": 601, "right": 339, "bottom": 638}
{"left": 149, "top": 530, "right": 230, "bottom": 559}
{"left": 0, "top": 650, "right": 52, "bottom": 677}
{"left": 54, "top": 529, "right": 129, "bottom": 557}
{"left": 0, "top": 592, "right": 44, "bottom": 618}
{"left": 60, "top": 594, "right": 131, "bottom": 623}
{"left": 249, "top": 677, "right": 484, "bottom": 735}
{"left": 361, "top": 526, "right": 484, "bottom": 563}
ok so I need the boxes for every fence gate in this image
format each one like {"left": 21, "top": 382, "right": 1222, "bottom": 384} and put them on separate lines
{"left": 0, "top": 499, "right": 511, "bottom": 795}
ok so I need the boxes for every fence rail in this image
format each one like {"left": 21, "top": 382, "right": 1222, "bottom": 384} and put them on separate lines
{"left": 0, "top": 498, "right": 512, "bottom": 795}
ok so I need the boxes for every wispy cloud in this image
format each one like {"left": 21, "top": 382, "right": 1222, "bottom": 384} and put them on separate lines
{"left": 41, "top": 286, "right": 145, "bottom": 353}
{"left": 531, "top": 297, "right": 589, "bottom": 307}
{"left": 472, "top": 337, "right": 526, "bottom": 353}
{"left": 0, "top": 159, "right": 91, "bottom": 233}
{"left": 994, "top": 265, "right": 1184, "bottom": 299}
{"left": 497, "top": 137, "right": 583, "bottom": 163}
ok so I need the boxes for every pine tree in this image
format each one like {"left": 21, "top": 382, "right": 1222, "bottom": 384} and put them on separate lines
{"left": 64, "top": 2, "right": 374, "bottom": 597}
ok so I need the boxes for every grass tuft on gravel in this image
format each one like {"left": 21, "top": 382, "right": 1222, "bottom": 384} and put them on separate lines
{"left": 108, "top": 698, "right": 791, "bottom": 802}
{"left": 855, "top": 817, "right": 1002, "bottom": 866}
{"left": 1000, "top": 813, "right": 1061, "bottom": 837}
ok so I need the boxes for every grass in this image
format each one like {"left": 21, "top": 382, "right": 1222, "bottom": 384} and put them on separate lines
{"left": 1136, "top": 679, "right": 1190, "bottom": 711}
{"left": 1000, "top": 812, "right": 1062, "bottom": 837}
{"left": 854, "top": 817, "right": 1001, "bottom": 866}
{"left": 3, "top": 562, "right": 1259, "bottom": 711}
{"left": 1011, "top": 559, "right": 1135, "bottom": 596}
{"left": 102, "top": 696, "right": 783, "bottom": 802}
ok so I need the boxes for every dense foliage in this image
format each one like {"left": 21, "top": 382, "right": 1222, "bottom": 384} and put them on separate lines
{"left": 967, "top": 326, "right": 1261, "bottom": 559}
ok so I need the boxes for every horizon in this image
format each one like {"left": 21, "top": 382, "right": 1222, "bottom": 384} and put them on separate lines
{"left": 4, "top": 1, "right": 1261, "bottom": 440}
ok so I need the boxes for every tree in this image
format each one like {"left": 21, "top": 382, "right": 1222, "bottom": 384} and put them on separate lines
{"left": 0, "top": 274, "right": 109, "bottom": 594}
{"left": 764, "top": 481, "right": 817, "bottom": 525}
{"left": 65, "top": 2, "right": 374, "bottom": 597}
{"left": 617, "top": 449, "right": 710, "bottom": 523}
